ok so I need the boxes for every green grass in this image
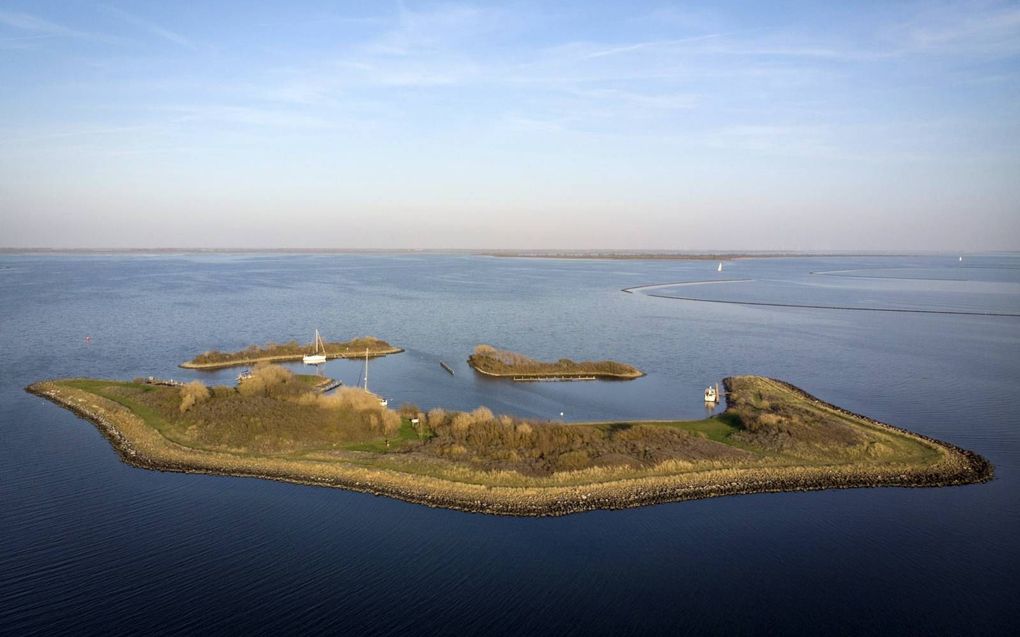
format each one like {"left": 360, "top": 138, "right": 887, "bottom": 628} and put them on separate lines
{"left": 58, "top": 379, "right": 171, "bottom": 436}
{"left": 653, "top": 415, "right": 740, "bottom": 444}
{"left": 344, "top": 418, "right": 421, "bottom": 453}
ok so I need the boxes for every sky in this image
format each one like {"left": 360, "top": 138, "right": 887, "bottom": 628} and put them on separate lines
{"left": 0, "top": 0, "right": 1018, "bottom": 251}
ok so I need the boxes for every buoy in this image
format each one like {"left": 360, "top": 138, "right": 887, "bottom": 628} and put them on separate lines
{"left": 84, "top": 335, "right": 92, "bottom": 343}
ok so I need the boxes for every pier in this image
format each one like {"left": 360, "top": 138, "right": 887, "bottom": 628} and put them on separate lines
{"left": 142, "top": 377, "right": 184, "bottom": 387}
{"left": 317, "top": 380, "right": 343, "bottom": 393}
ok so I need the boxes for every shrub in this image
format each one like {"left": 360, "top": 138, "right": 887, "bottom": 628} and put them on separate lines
{"left": 179, "top": 380, "right": 211, "bottom": 413}
{"left": 468, "top": 345, "right": 641, "bottom": 377}
{"left": 237, "top": 363, "right": 294, "bottom": 397}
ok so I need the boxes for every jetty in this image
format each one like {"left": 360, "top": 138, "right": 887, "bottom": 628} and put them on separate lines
{"left": 468, "top": 344, "right": 644, "bottom": 380}
{"left": 512, "top": 375, "right": 597, "bottom": 382}
{"left": 181, "top": 336, "right": 403, "bottom": 370}
{"left": 142, "top": 377, "right": 184, "bottom": 387}
{"left": 317, "top": 380, "right": 343, "bottom": 393}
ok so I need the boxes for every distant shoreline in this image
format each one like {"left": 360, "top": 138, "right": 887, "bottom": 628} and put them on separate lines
{"left": 1, "top": 248, "right": 974, "bottom": 258}
{"left": 480, "top": 251, "right": 895, "bottom": 261}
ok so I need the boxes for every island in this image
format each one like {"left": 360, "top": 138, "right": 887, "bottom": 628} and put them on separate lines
{"left": 27, "top": 368, "right": 991, "bottom": 516}
{"left": 467, "top": 344, "right": 645, "bottom": 380}
{"left": 180, "top": 336, "right": 402, "bottom": 369}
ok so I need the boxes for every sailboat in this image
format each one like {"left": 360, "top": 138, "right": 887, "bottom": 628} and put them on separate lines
{"left": 363, "top": 347, "right": 388, "bottom": 406}
{"left": 303, "top": 329, "right": 328, "bottom": 365}
{"left": 717, "top": 262, "right": 723, "bottom": 272}
{"left": 704, "top": 383, "right": 720, "bottom": 403}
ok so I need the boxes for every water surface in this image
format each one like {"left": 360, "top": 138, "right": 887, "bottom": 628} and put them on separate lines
{"left": 1, "top": 254, "right": 1017, "bottom": 634}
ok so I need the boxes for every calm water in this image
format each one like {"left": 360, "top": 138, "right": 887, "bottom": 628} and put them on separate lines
{"left": 1, "top": 254, "right": 1018, "bottom": 634}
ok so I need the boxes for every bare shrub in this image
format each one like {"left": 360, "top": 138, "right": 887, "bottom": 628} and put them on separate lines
{"left": 179, "top": 380, "right": 211, "bottom": 413}
{"left": 556, "top": 450, "right": 590, "bottom": 471}
{"left": 237, "top": 363, "right": 294, "bottom": 397}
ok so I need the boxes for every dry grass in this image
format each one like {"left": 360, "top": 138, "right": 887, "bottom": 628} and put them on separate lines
{"left": 467, "top": 344, "right": 644, "bottom": 378}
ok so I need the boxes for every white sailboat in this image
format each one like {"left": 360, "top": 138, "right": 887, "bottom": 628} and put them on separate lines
{"left": 363, "top": 347, "right": 388, "bottom": 406}
{"left": 303, "top": 329, "right": 328, "bottom": 365}
{"left": 717, "top": 262, "right": 723, "bottom": 272}
{"left": 704, "top": 383, "right": 720, "bottom": 403}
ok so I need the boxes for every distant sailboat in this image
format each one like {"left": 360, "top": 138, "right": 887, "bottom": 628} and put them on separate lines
{"left": 717, "top": 262, "right": 723, "bottom": 272}
{"left": 303, "top": 329, "right": 327, "bottom": 365}
{"left": 363, "top": 347, "right": 388, "bottom": 406}
{"left": 959, "top": 256, "right": 963, "bottom": 262}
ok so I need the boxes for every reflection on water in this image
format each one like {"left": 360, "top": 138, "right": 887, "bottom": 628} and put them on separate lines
{"left": 1, "top": 253, "right": 1018, "bottom": 634}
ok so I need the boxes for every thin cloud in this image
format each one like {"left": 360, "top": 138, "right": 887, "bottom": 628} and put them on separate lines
{"left": 578, "top": 34, "right": 724, "bottom": 60}
{"left": 0, "top": 8, "right": 112, "bottom": 42}
{"left": 0, "top": 9, "right": 80, "bottom": 35}
{"left": 101, "top": 5, "right": 197, "bottom": 50}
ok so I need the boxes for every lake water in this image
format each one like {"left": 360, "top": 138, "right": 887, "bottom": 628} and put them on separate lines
{"left": 1, "top": 253, "right": 1018, "bottom": 634}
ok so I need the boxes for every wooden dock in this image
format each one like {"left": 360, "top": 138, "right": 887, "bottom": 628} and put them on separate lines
{"left": 142, "top": 377, "right": 184, "bottom": 387}
{"left": 317, "top": 380, "right": 343, "bottom": 393}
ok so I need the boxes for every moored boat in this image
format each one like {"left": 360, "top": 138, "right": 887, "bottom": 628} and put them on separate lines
{"left": 303, "top": 329, "right": 328, "bottom": 365}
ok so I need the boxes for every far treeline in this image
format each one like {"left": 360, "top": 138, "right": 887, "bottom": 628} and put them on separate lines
{"left": 467, "top": 344, "right": 644, "bottom": 379}
{"left": 182, "top": 336, "right": 402, "bottom": 369}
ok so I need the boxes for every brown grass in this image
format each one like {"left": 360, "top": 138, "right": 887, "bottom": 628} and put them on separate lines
{"left": 467, "top": 344, "right": 644, "bottom": 379}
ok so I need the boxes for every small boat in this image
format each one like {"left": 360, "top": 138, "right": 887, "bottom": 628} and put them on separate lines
{"left": 362, "top": 347, "right": 388, "bottom": 406}
{"left": 959, "top": 256, "right": 963, "bottom": 262}
{"left": 237, "top": 369, "right": 253, "bottom": 383}
{"left": 717, "top": 262, "right": 723, "bottom": 272}
{"left": 303, "top": 329, "right": 328, "bottom": 365}
{"left": 704, "top": 383, "right": 720, "bottom": 403}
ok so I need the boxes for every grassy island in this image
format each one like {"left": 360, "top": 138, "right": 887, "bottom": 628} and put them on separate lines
{"left": 467, "top": 344, "right": 644, "bottom": 380}
{"left": 181, "top": 336, "right": 402, "bottom": 369}
{"left": 27, "top": 369, "right": 991, "bottom": 516}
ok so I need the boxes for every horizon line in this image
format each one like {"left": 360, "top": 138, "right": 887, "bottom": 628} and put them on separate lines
{"left": 2, "top": 247, "right": 1015, "bottom": 256}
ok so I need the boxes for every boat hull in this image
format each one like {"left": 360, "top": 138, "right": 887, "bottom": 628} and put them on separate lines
{"left": 302, "top": 355, "right": 327, "bottom": 365}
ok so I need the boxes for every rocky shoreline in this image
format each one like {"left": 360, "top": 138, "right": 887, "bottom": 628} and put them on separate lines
{"left": 27, "top": 379, "right": 993, "bottom": 517}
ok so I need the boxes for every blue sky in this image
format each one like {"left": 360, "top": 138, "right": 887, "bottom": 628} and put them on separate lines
{"left": 1, "top": 1, "right": 1018, "bottom": 249}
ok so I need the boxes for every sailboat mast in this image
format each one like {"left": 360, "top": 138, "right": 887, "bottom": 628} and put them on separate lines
{"left": 364, "top": 348, "right": 369, "bottom": 390}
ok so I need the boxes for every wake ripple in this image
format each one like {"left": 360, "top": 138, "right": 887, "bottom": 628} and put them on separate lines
{"left": 622, "top": 280, "right": 1020, "bottom": 317}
